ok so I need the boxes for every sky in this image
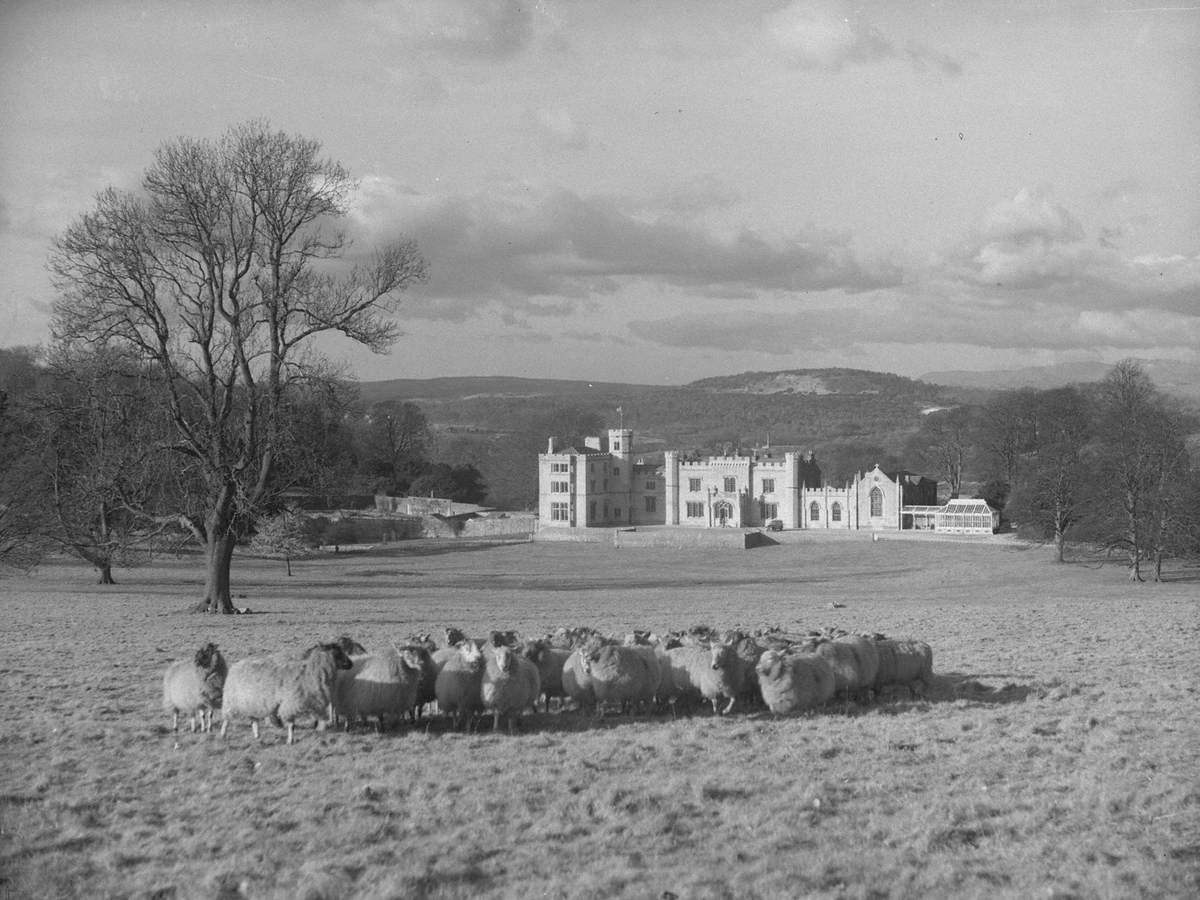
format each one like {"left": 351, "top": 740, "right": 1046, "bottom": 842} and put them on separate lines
{"left": 1, "top": 0, "right": 1198, "bottom": 385}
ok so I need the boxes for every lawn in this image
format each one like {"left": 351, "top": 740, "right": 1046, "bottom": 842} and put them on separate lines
{"left": 1, "top": 535, "right": 1197, "bottom": 899}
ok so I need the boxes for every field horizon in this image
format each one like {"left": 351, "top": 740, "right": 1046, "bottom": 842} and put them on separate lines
{"left": 1, "top": 536, "right": 1197, "bottom": 899}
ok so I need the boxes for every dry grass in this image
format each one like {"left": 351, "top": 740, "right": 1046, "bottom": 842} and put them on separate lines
{"left": 1, "top": 536, "right": 1198, "bottom": 899}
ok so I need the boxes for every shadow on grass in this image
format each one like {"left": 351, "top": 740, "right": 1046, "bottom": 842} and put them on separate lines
{"left": 925, "top": 671, "right": 1040, "bottom": 705}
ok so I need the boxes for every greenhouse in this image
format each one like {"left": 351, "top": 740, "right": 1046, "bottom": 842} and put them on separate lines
{"left": 934, "top": 498, "right": 1000, "bottom": 534}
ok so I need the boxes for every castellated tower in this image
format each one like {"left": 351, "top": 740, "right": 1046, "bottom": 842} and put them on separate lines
{"left": 607, "top": 428, "right": 633, "bottom": 460}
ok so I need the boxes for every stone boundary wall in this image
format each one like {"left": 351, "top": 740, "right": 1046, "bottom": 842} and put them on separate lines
{"left": 461, "top": 514, "right": 536, "bottom": 539}
{"left": 612, "top": 527, "right": 777, "bottom": 550}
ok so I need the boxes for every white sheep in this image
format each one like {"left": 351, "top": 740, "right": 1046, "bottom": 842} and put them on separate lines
{"left": 481, "top": 642, "right": 541, "bottom": 733}
{"left": 755, "top": 649, "right": 835, "bottom": 715}
{"left": 434, "top": 641, "right": 486, "bottom": 730}
{"left": 806, "top": 635, "right": 880, "bottom": 702}
{"left": 162, "top": 642, "right": 227, "bottom": 733}
{"left": 584, "top": 643, "right": 661, "bottom": 717}
{"left": 561, "top": 648, "right": 596, "bottom": 714}
{"left": 332, "top": 647, "right": 425, "bottom": 732}
{"left": 872, "top": 638, "right": 934, "bottom": 696}
{"left": 220, "top": 642, "right": 353, "bottom": 744}
{"left": 663, "top": 642, "right": 743, "bottom": 715}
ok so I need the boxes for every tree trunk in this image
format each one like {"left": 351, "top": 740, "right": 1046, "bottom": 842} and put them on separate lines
{"left": 201, "top": 533, "right": 238, "bottom": 613}
{"left": 97, "top": 562, "right": 116, "bottom": 585}
{"left": 1054, "top": 529, "right": 1066, "bottom": 563}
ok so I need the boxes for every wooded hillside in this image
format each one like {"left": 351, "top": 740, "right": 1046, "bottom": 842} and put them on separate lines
{"left": 362, "top": 369, "right": 971, "bottom": 509}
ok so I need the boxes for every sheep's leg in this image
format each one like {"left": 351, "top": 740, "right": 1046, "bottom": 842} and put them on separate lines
{"left": 493, "top": 711, "right": 501, "bottom": 732}
{"left": 286, "top": 722, "right": 296, "bottom": 745}
{"left": 220, "top": 718, "right": 229, "bottom": 739}
{"left": 722, "top": 696, "right": 736, "bottom": 716}
{"left": 251, "top": 719, "right": 261, "bottom": 740}
{"left": 171, "top": 711, "right": 180, "bottom": 733}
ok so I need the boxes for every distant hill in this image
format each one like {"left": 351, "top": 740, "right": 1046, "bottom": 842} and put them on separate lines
{"left": 354, "top": 363, "right": 1199, "bottom": 509}
{"left": 357, "top": 376, "right": 663, "bottom": 405}
{"left": 357, "top": 368, "right": 970, "bottom": 509}
{"left": 687, "top": 368, "right": 944, "bottom": 397}
{"left": 921, "top": 359, "right": 1200, "bottom": 402}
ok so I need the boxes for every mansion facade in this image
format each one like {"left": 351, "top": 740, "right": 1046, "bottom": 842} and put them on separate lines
{"left": 537, "top": 428, "right": 958, "bottom": 534}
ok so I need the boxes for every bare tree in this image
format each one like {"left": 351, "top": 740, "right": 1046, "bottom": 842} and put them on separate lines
{"left": 1006, "top": 387, "right": 1094, "bottom": 562}
{"left": 24, "top": 347, "right": 179, "bottom": 584}
{"left": 1089, "top": 361, "right": 1187, "bottom": 581}
{"left": 50, "top": 121, "right": 427, "bottom": 612}
{"left": 362, "top": 400, "right": 432, "bottom": 493}
{"left": 974, "top": 388, "right": 1040, "bottom": 486}
{"left": 909, "top": 406, "right": 973, "bottom": 499}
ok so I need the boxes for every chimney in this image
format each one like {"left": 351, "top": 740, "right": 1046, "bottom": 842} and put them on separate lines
{"left": 547, "top": 436, "right": 556, "bottom": 453}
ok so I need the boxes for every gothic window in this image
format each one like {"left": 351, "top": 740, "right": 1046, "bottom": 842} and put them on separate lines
{"left": 810, "top": 501, "right": 820, "bottom": 522}
{"left": 870, "top": 487, "right": 883, "bottom": 517}
{"left": 831, "top": 502, "right": 842, "bottom": 522}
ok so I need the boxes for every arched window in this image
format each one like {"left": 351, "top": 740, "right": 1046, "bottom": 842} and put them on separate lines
{"left": 831, "top": 502, "right": 842, "bottom": 522}
{"left": 870, "top": 487, "right": 883, "bottom": 517}
{"left": 809, "top": 501, "right": 820, "bottom": 522}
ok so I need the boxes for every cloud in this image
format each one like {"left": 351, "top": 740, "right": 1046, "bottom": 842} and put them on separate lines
{"left": 355, "top": 0, "right": 533, "bottom": 62}
{"left": 629, "top": 298, "right": 1200, "bottom": 357}
{"left": 532, "top": 107, "right": 589, "bottom": 151}
{"left": 646, "top": 174, "right": 741, "bottom": 217}
{"left": 347, "top": 177, "right": 901, "bottom": 319}
{"left": 943, "top": 186, "right": 1200, "bottom": 310}
{"left": 767, "top": 2, "right": 961, "bottom": 74}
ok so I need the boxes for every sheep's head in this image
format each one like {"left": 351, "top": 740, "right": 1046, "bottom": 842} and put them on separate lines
{"left": 756, "top": 650, "right": 784, "bottom": 679}
{"left": 194, "top": 642, "right": 221, "bottom": 670}
{"left": 310, "top": 642, "right": 355, "bottom": 670}
{"left": 490, "top": 643, "right": 517, "bottom": 675}
{"left": 520, "top": 639, "right": 546, "bottom": 663}
{"left": 399, "top": 646, "right": 430, "bottom": 674}
{"left": 334, "top": 634, "right": 367, "bottom": 656}
{"left": 459, "top": 642, "right": 485, "bottom": 671}
{"left": 444, "top": 626, "right": 467, "bottom": 647}
{"left": 406, "top": 632, "right": 435, "bottom": 651}
{"left": 710, "top": 643, "right": 735, "bottom": 671}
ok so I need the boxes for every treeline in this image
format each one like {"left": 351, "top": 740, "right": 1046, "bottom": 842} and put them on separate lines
{"left": 0, "top": 346, "right": 484, "bottom": 582}
{"left": 907, "top": 361, "right": 1200, "bottom": 580}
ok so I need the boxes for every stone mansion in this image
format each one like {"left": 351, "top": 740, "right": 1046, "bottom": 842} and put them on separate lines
{"left": 535, "top": 427, "right": 980, "bottom": 534}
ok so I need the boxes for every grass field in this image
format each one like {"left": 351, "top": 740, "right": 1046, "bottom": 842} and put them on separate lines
{"left": 1, "top": 535, "right": 1198, "bottom": 899}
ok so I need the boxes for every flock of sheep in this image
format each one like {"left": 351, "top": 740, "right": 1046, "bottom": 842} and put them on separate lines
{"left": 162, "top": 625, "right": 935, "bottom": 743}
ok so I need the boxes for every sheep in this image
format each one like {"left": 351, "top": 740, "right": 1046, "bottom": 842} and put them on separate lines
{"left": 396, "top": 643, "right": 438, "bottom": 721}
{"left": 561, "top": 648, "right": 596, "bottom": 714}
{"left": 162, "top": 643, "right": 227, "bottom": 733}
{"left": 723, "top": 630, "right": 766, "bottom": 711}
{"left": 332, "top": 647, "right": 425, "bottom": 732}
{"left": 755, "top": 650, "right": 835, "bottom": 715}
{"left": 872, "top": 638, "right": 934, "bottom": 696}
{"left": 220, "top": 642, "right": 353, "bottom": 744}
{"left": 583, "top": 643, "right": 661, "bottom": 717}
{"left": 434, "top": 641, "right": 487, "bottom": 730}
{"left": 803, "top": 635, "right": 879, "bottom": 702}
{"left": 480, "top": 642, "right": 541, "bottom": 733}
{"left": 334, "top": 634, "right": 368, "bottom": 656}
{"left": 520, "top": 639, "right": 571, "bottom": 712}
{"left": 663, "top": 642, "right": 743, "bottom": 715}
